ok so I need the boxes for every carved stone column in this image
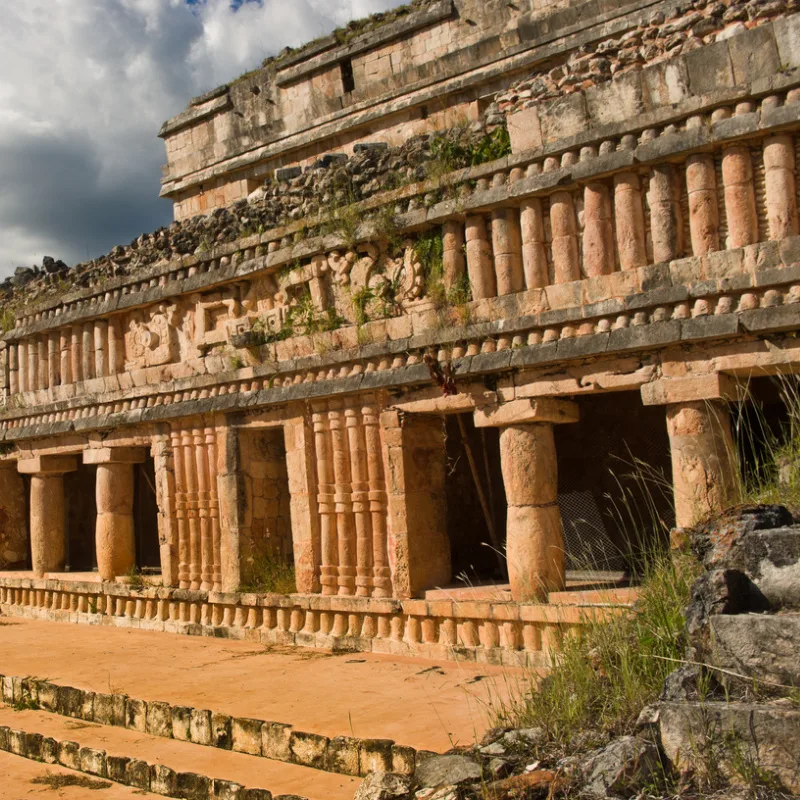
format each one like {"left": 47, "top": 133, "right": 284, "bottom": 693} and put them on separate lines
{"left": 474, "top": 398, "right": 579, "bottom": 602}
{"left": 81, "top": 323, "right": 94, "bottom": 381}
{"left": 70, "top": 327, "right": 82, "bottom": 384}
{"left": 345, "top": 403, "right": 372, "bottom": 597}
{"left": 722, "top": 145, "right": 758, "bottom": 249}
{"left": 59, "top": 329, "right": 71, "bottom": 387}
{"left": 582, "top": 182, "right": 614, "bottom": 277}
{"left": 329, "top": 400, "right": 356, "bottom": 596}
{"left": 94, "top": 321, "right": 108, "bottom": 378}
{"left": 686, "top": 154, "right": 720, "bottom": 256}
{"left": 84, "top": 448, "right": 146, "bottom": 581}
{"left": 170, "top": 427, "right": 191, "bottom": 589}
{"left": 17, "top": 341, "right": 26, "bottom": 395}
{"left": 549, "top": 191, "right": 580, "bottom": 283}
{"left": 8, "top": 344, "right": 18, "bottom": 396}
{"left": 614, "top": 172, "right": 647, "bottom": 270}
{"left": 312, "top": 404, "right": 338, "bottom": 595}
{"left": 47, "top": 332, "right": 59, "bottom": 390}
{"left": 37, "top": 337, "right": 47, "bottom": 390}
{"left": 520, "top": 198, "right": 548, "bottom": 288}
{"left": 649, "top": 164, "right": 683, "bottom": 263}
{"left": 763, "top": 135, "right": 799, "bottom": 241}
{"left": 491, "top": 208, "right": 524, "bottom": 295}
{"left": 363, "top": 400, "right": 392, "bottom": 598}
{"left": 205, "top": 426, "right": 222, "bottom": 590}
{"left": 465, "top": 214, "right": 496, "bottom": 299}
{"left": 152, "top": 430, "right": 178, "bottom": 587}
{"left": 194, "top": 427, "right": 214, "bottom": 591}
{"left": 18, "top": 455, "right": 78, "bottom": 577}
{"left": 181, "top": 428, "right": 202, "bottom": 589}
{"left": 442, "top": 220, "right": 466, "bottom": 292}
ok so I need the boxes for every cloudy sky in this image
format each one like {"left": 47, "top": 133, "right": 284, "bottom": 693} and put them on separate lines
{"left": 0, "top": 0, "right": 399, "bottom": 278}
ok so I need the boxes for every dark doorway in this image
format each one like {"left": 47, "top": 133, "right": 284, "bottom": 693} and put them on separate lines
{"left": 443, "top": 413, "right": 508, "bottom": 584}
{"left": 555, "top": 392, "right": 674, "bottom": 574}
{"left": 64, "top": 464, "right": 97, "bottom": 572}
{"left": 133, "top": 456, "right": 161, "bottom": 572}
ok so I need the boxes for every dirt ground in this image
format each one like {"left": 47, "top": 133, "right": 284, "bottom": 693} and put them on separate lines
{"left": 0, "top": 616, "right": 523, "bottom": 751}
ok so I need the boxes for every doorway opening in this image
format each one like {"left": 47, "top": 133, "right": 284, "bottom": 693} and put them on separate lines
{"left": 64, "top": 463, "right": 97, "bottom": 572}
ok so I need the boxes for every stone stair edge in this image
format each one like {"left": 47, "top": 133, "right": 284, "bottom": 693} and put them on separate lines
{"left": 0, "top": 718, "right": 292, "bottom": 800}
{"left": 0, "top": 673, "right": 421, "bottom": 779}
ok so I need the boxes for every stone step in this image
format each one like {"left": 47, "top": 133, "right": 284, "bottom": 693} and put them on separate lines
{"left": 0, "top": 673, "right": 418, "bottom": 778}
{"left": 0, "top": 748, "right": 167, "bottom": 799}
{"left": 659, "top": 700, "right": 800, "bottom": 795}
{"left": 709, "top": 613, "right": 800, "bottom": 693}
{"left": 0, "top": 705, "right": 361, "bottom": 800}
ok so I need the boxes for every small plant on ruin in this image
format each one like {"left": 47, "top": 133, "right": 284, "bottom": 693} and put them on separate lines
{"left": 239, "top": 553, "right": 296, "bottom": 595}
{"left": 0, "top": 307, "right": 15, "bottom": 333}
{"left": 351, "top": 286, "right": 376, "bottom": 328}
{"left": 228, "top": 354, "right": 246, "bottom": 371}
{"left": 12, "top": 687, "right": 40, "bottom": 712}
{"left": 126, "top": 565, "right": 145, "bottom": 591}
{"left": 414, "top": 229, "right": 445, "bottom": 301}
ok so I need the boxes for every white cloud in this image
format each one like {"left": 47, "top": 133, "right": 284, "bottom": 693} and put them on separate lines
{"left": 0, "top": 0, "right": 399, "bottom": 277}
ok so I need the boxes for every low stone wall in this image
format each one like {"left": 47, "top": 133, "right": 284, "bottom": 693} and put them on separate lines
{"left": 0, "top": 674, "right": 420, "bottom": 778}
{"left": 0, "top": 578, "right": 625, "bottom": 667}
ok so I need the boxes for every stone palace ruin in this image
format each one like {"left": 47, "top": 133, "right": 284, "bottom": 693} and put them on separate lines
{"left": 0, "top": 0, "right": 798, "bottom": 666}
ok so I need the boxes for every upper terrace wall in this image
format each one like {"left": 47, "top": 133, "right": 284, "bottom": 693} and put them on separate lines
{"left": 159, "top": 0, "right": 661, "bottom": 219}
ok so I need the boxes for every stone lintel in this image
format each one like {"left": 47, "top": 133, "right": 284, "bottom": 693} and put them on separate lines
{"left": 473, "top": 398, "right": 579, "bottom": 428}
{"left": 17, "top": 455, "right": 78, "bottom": 475}
{"left": 640, "top": 373, "right": 746, "bottom": 406}
{"left": 391, "top": 390, "right": 487, "bottom": 415}
{"left": 82, "top": 447, "right": 148, "bottom": 465}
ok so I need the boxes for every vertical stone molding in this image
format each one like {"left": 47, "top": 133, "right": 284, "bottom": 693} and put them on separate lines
{"left": 25, "top": 339, "right": 35, "bottom": 392}
{"left": 686, "top": 154, "right": 720, "bottom": 256}
{"left": 193, "top": 427, "right": 214, "bottom": 591}
{"left": 170, "top": 428, "right": 191, "bottom": 588}
{"left": 312, "top": 404, "right": 339, "bottom": 596}
{"left": 763, "top": 135, "right": 799, "bottom": 241}
{"left": 108, "top": 318, "right": 124, "bottom": 376}
{"left": 204, "top": 427, "right": 222, "bottom": 590}
{"left": 520, "top": 198, "right": 549, "bottom": 288}
{"left": 47, "top": 332, "right": 59, "bottom": 390}
{"left": 59, "top": 330, "right": 71, "bottom": 387}
{"left": 549, "top": 191, "right": 580, "bottom": 283}
{"left": 37, "top": 337, "right": 47, "bottom": 390}
{"left": 442, "top": 220, "right": 466, "bottom": 292}
{"left": 84, "top": 448, "right": 146, "bottom": 581}
{"left": 614, "top": 172, "right": 647, "bottom": 270}
{"left": 475, "top": 398, "right": 578, "bottom": 602}
{"left": 81, "top": 323, "right": 94, "bottom": 381}
{"left": 181, "top": 428, "right": 201, "bottom": 589}
{"left": 666, "top": 401, "right": 737, "bottom": 529}
{"left": 215, "top": 419, "right": 243, "bottom": 594}
{"left": 328, "top": 400, "right": 356, "bottom": 596}
{"left": 18, "top": 456, "right": 78, "bottom": 578}
{"left": 722, "top": 145, "right": 758, "bottom": 249}
{"left": 491, "top": 207, "right": 524, "bottom": 295}
{"left": 152, "top": 431, "right": 178, "bottom": 588}
{"left": 465, "top": 214, "right": 496, "bottom": 299}
{"left": 582, "top": 182, "right": 615, "bottom": 277}
{"left": 345, "top": 403, "right": 373, "bottom": 597}
{"left": 362, "top": 400, "right": 391, "bottom": 598}
{"left": 649, "top": 164, "right": 683, "bottom": 263}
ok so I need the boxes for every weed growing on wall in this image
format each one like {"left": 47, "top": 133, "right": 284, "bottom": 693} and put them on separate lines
{"left": 239, "top": 553, "right": 296, "bottom": 595}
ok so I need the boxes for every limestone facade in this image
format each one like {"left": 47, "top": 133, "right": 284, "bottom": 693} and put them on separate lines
{"left": 2, "top": 0, "right": 800, "bottom": 662}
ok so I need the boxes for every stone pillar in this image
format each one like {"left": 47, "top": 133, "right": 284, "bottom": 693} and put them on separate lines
{"left": 722, "top": 145, "right": 758, "bottom": 249}
{"left": 94, "top": 320, "right": 108, "bottom": 379}
{"left": 84, "top": 448, "right": 145, "bottom": 581}
{"left": 686, "top": 154, "right": 720, "bottom": 256}
{"left": 491, "top": 208, "right": 524, "bottom": 295}
{"left": 181, "top": 428, "right": 201, "bottom": 589}
{"left": 47, "top": 332, "right": 59, "bottom": 390}
{"left": 582, "top": 182, "right": 614, "bottom": 277}
{"left": 442, "top": 221, "right": 466, "bottom": 292}
{"left": 71, "top": 326, "right": 82, "bottom": 383}
{"left": 171, "top": 428, "right": 191, "bottom": 589}
{"left": 152, "top": 430, "right": 178, "bottom": 588}
{"left": 381, "top": 410, "right": 450, "bottom": 599}
{"left": 329, "top": 400, "right": 356, "bottom": 596}
{"left": 18, "top": 456, "right": 78, "bottom": 578}
{"left": 82, "top": 323, "right": 94, "bottom": 381}
{"left": 346, "top": 403, "right": 372, "bottom": 597}
{"left": 465, "top": 214, "right": 496, "bottom": 299}
{"left": 205, "top": 426, "right": 222, "bottom": 590}
{"left": 363, "top": 400, "right": 392, "bottom": 598}
{"left": 474, "top": 398, "right": 578, "bottom": 602}
{"left": 37, "top": 337, "right": 47, "bottom": 390}
{"left": 193, "top": 427, "right": 214, "bottom": 591}
{"left": 549, "top": 191, "right": 580, "bottom": 283}
{"left": 16, "top": 341, "right": 26, "bottom": 395}
{"left": 215, "top": 420, "right": 243, "bottom": 594}
{"left": 108, "top": 318, "right": 124, "bottom": 375}
{"left": 763, "top": 135, "right": 799, "bottom": 241}
{"left": 614, "top": 172, "right": 647, "bottom": 270}
{"left": 27, "top": 338, "right": 38, "bottom": 392}
{"left": 284, "top": 416, "right": 321, "bottom": 594}
{"left": 59, "top": 329, "right": 71, "bottom": 387}
{"left": 8, "top": 344, "right": 18, "bottom": 396}
{"left": 649, "top": 164, "right": 683, "bottom": 263}
{"left": 666, "top": 402, "right": 737, "bottom": 528}
{"left": 520, "top": 198, "right": 549, "bottom": 288}
{"left": 312, "top": 404, "right": 338, "bottom": 596}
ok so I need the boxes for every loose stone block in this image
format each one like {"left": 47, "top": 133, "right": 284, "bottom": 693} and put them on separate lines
{"left": 126, "top": 759, "right": 151, "bottom": 790}
{"left": 262, "top": 722, "right": 293, "bottom": 761}
{"left": 150, "top": 764, "right": 178, "bottom": 796}
{"left": 126, "top": 697, "right": 147, "bottom": 732}
{"left": 107, "top": 755, "right": 131, "bottom": 782}
{"left": 24, "top": 732, "right": 43, "bottom": 761}
{"left": 289, "top": 730, "right": 329, "bottom": 769}
{"left": 58, "top": 685, "right": 85, "bottom": 718}
{"left": 58, "top": 740, "right": 81, "bottom": 770}
{"left": 232, "top": 717, "right": 263, "bottom": 756}
{"left": 80, "top": 746, "right": 107, "bottom": 777}
{"left": 146, "top": 700, "right": 174, "bottom": 738}
{"left": 359, "top": 738, "right": 394, "bottom": 774}
{"left": 41, "top": 737, "right": 59, "bottom": 764}
{"left": 190, "top": 708, "right": 212, "bottom": 745}
{"left": 213, "top": 780, "right": 245, "bottom": 800}
{"left": 391, "top": 744, "right": 416, "bottom": 775}
{"left": 176, "top": 771, "right": 211, "bottom": 800}
{"left": 211, "top": 712, "right": 233, "bottom": 749}
{"left": 172, "top": 705, "right": 192, "bottom": 741}
{"left": 327, "top": 736, "right": 361, "bottom": 775}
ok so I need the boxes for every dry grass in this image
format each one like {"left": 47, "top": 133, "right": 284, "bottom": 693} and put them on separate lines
{"left": 32, "top": 772, "right": 112, "bottom": 791}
